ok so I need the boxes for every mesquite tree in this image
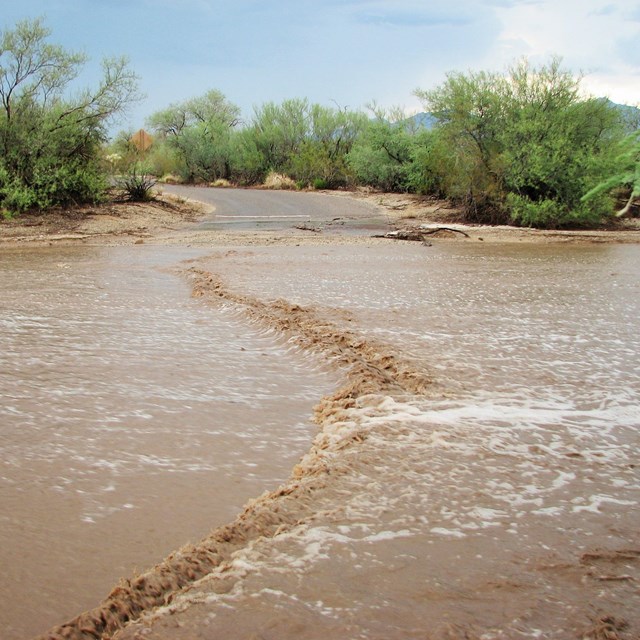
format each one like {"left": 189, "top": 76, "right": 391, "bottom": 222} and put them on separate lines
{"left": 0, "top": 17, "right": 140, "bottom": 214}
{"left": 416, "top": 58, "right": 624, "bottom": 227}
{"left": 582, "top": 132, "right": 640, "bottom": 217}
{"left": 147, "top": 89, "right": 241, "bottom": 183}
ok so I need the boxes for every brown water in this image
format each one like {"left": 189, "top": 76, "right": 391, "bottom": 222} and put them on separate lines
{"left": 117, "top": 242, "right": 640, "bottom": 640}
{"left": 3, "top": 242, "right": 640, "bottom": 640}
{"left": 0, "top": 246, "right": 337, "bottom": 639}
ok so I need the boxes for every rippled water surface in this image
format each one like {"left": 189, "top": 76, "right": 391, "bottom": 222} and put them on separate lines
{"left": 0, "top": 246, "right": 337, "bottom": 639}
{"left": 3, "top": 241, "right": 640, "bottom": 640}
{"left": 156, "top": 242, "right": 640, "bottom": 639}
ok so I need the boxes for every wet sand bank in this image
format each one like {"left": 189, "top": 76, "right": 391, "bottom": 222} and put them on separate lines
{"left": 2, "top": 187, "right": 640, "bottom": 248}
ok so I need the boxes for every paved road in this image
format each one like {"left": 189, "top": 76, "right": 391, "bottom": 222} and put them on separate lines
{"left": 161, "top": 184, "right": 391, "bottom": 234}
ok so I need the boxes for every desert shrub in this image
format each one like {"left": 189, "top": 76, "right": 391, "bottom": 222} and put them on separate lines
{"left": 0, "top": 18, "right": 139, "bottom": 214}
{"left": 288, "top": 140, "right": 350, "bottom": 188}
{"left": 263, "top": 172, "right": 297, "bottom": 189}
{"left": 0, "top": 165, "right": 36, "bottom": 213}
{"left": 227, "top": 129, "right": 268, "bottom": 185}
{"left": 146, "top": 141, "right": 183, "bottom": 178}
{"left": 118, "top": 164, "right": 156, "bottom": 201}
{"left": 508, "top": 193, "right": 612, "bottom": 228}
{"left": 416, "top": 58, "right": 624, "bottom": 227}
{"left": 157, "top": 173, "right": 183, "bottom": 184}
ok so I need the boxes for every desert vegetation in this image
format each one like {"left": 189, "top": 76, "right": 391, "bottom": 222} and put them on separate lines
{"left": 0, "top": 18, "right": 139, "bottom": 215}
{"left": 2, "top": 18, "right": 638, "bottom": 229}
{"left": 135, "top": 58, "right": 640, "bottom": 229}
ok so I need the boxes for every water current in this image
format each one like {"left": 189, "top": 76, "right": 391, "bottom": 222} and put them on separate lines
{"left": 0, "top": 246, "right": 337, "bottom": 639}
{"left": 120, "top": 242, "right": 639, "bottom": 640}
{"left": 1, "top": 241, "right": 639, "bottom": 639}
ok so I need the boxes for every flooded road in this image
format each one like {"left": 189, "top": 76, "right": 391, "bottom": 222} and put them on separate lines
{"left": 1, "top": 236, "right": 639, "bottom": 640}
{"left": 0, "top": 246, "right": 337, "bottom": 639}
{"left": 117, "top": 241, "right": 640, "bottom": 640}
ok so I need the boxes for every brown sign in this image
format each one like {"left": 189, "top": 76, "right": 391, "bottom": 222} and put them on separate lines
{"left": 130, "top": 129, "right": 153, "bottom": 152}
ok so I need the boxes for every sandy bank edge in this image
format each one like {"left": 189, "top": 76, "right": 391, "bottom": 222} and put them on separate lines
{"left": 1, "top": 189, "right": 639, "bottom": 247}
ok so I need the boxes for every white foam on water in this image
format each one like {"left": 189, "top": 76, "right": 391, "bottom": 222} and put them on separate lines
{"left": 430, "top": 527, "right": 467, "bottom": 538}
{"left": 571, "top": 495, "right": 637, "bottom": 513}
{"left": 0, "top": 247, "right": 341, "bottom": 638}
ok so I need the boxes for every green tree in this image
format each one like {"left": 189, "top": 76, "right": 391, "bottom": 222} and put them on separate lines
{"left": 416, "top": 58, "right": 624, "bottom": 227}
{"left": 348, "top": 105, "right": 437, "bottom": 193}
{"left": 582, "top": 131, "right": 640, "bottom": 217}
{"left": 147, "top": 89, "right": 240, "bottom": 182}
{"left": 417, "top": 69, "right": 507, "bottom": 221}
{"left": 249, "top": 98, "right": 310, "bottom": 174}
{"left": 225, "top": 127, "right": 266, "bottom": 185}
{"left": 247, "top": 99, "right": 366, "bottom": 187}
{"left": 0, "top": 17, "right": 140, "bottom": 214}
{"left": 500, "top": 60, "right": 621, "bottom": 227}
{"left": 289, "top": 103, "right": 367, "bottom": 187}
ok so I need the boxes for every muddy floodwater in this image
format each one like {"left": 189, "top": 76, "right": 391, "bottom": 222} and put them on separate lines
{"left": 0, "top": 246, "right": 337, "bottom": 639}
{"left": 1, "top": 241, "right": 639, "bottom": 640}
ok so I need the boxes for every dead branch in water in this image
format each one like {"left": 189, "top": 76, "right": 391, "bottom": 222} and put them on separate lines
{"left": 294, "top": 223, "right": 322, "bottom": 233}
{"left": 421, "top": 226, "right": 470, "bottom": 237}
{"left": 373, "top": 227, "right": 470, "bottom": 243}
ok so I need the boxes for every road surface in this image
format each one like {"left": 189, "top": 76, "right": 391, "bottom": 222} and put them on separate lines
{"left": 161, "top": 184, "right": 392, "bottom": 234}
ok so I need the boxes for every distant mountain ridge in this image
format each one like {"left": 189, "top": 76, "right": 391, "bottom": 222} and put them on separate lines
{"left": 404, "top": 112, "right": 438, "bottom": 130}
{"left": 607, "top": 100, "right": 640, "bottom": 129}
{"left": 403, "top": 101, "right": 640, "bottom": 131}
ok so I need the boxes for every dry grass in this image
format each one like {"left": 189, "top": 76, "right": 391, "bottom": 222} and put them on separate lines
{"left": 263, "top": 172, "right": 297, "bottom": 190}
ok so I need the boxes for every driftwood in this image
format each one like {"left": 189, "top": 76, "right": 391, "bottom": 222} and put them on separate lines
{"left": 616, "top": 192, "right": 639, "bottom": 217}
{"left": 421, "top": 226, "right": 470, "bottom": 238}
{"left": 373, "top": 227, "right": 471, "bottom": 244}
{"left": 294, "top": 224, "right": 322, "bottom": 233}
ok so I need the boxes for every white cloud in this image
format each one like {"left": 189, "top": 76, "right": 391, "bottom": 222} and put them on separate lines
{"left": 473, "top": 0, "right": 640, "bottom": 104}
{"left": 4, "top": 0, "right": 639, "bottom": 129}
